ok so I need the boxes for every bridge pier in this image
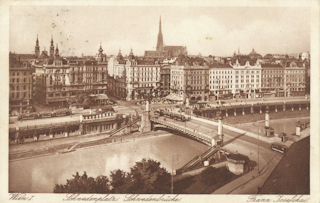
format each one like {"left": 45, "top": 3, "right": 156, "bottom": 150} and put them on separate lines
{"left": 283, "top": 102, "right": 286, "bottom": 112}
{"left": 251, "top": 104, "right": 254, "bottom": 114}
{"left": 140, "top": 100, "right": 151, "bottom": 133}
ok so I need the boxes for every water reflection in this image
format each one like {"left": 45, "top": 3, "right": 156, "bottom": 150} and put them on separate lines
{"left": 10, "top": 134, "right": 209, "bottom": 193}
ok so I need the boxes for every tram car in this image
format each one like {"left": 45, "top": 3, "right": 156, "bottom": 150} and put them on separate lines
{"left": 171, "top": 112, "right": 191, "bottom": 122}
{"left": 154, "top": 109, "right": 164, "bottom": 116}
{"left": 17, "top": 112, "right": 40, "bottom": 121}
{"left": 52, "top": 109, "right": 72, "bottom": 117}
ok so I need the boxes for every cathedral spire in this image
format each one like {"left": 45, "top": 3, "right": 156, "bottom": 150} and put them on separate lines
{"left": 156, "top": 16, "right": 164, "bottom": 52}
{"left": 159, "top": 16, "right": 162, "bottom": 34}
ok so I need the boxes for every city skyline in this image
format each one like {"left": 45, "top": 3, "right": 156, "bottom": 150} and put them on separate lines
{"left": 9, "top": 6, "right": 310, "bottom": 57}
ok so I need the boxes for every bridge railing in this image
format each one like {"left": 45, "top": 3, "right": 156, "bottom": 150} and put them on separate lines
{"left": 151, "top": 118, "right": 211, "bottom": 146}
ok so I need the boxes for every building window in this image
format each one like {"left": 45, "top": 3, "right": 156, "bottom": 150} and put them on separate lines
{"left": 17, "top": 72, "right": 19, "bottom": 76}
{"left": 12, "top": 79, "right": 15, "bottom": 83}
{"left": 12, "top": 93, "right": 14, "bottom": 98}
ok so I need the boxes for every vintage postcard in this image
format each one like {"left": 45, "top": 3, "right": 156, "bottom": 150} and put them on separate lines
{"left": 0, "top": 0, "right": 319, "bottom": 202}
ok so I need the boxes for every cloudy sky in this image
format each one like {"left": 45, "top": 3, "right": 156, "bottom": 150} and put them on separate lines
{"left": 9, "top": 6, "right": 310, "bottom": 57}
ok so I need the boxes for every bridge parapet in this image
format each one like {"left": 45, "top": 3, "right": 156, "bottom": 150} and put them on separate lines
{"left": 150, "top": 118, "right": 212, "bottom": 146}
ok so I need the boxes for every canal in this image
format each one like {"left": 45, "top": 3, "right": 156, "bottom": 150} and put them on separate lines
{"left": 9, "top": 133, "right": 209, "bottom": 193}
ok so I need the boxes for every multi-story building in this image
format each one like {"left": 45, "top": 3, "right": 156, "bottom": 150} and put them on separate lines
{"left": 170, "top": 56, "right": 209, "bottom": 103}
{"left": 125, "top": 49, "right": 161, "bottom": 100}
{"left": 261, "top": 64, "right": 285, "bottom": 97}
{"left": 9, "top": 55, "right": 34, "bottom": 115}
{"left": 159, "top": 65, "right": 171, "bottom": 97}
{"left": 209, "top": 64, "right": 234, "bottom": 100}
{"left": 283, "top": 61, "right": 306, "bottom": 97}
{"left": 34, "top": 44, "right": 108, "bottom": 106}
{"left": 231, "top": 56, "right": 262, "bottom": 99}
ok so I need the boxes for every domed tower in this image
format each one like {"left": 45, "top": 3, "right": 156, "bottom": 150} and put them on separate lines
{"left": 35, "top": 35, "right": 40, "bottom": 58}
{"left": 49, "top": 35, "right": 54, "bottom": 58}
{"left": 96, "top": 42, "right": 107, "bottom": 62}
{"left": 117, "top": 49, "right": 123, "bottom": 61}
{"left": 128, "top": 48, "right": 134, "bottom": 60}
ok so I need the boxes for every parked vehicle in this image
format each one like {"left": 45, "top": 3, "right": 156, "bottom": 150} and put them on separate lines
{"left": 271, "top": 143, "right": 289, "bottom": 153}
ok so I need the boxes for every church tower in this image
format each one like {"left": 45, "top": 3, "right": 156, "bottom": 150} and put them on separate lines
{"left": 156, "top": 16, "right": 164, "bottom": 52}
{"left": 50, "top": 35, "right": 54, "bottom": 58}
{"left": 35, "top": 35, "right": 40, "bottom": 58}
{"left": 55, "top": 43, "right": 59, "bottom": 58}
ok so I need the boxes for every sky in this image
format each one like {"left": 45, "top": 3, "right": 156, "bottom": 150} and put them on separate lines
{"left": 9, "top": 6, "right": 310, "bottom": 57}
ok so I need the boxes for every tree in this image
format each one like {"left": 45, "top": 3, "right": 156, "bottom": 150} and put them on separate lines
{"left": 110, "top": 169, "right": 132, "bottom": 193}
{"left": 53, "top": 172, "right": 110, "bottom": 193}
{"left": 53, "top": 159, "right": 171, "bottom": 194}
{"left": 128, "top": 159, "right": 171, "bottom": 194}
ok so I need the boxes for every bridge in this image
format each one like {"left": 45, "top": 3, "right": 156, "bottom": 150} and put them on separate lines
{"left": 150, "top": 117, "right": 213, "bottom": 146}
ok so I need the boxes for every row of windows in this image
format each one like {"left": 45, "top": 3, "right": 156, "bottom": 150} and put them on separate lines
{"left": 235, "top": 70, "right": 260, "bottom": 74}
{"left": 133, "top": 67, "right": 160, "bottom": 72}
{"left": 10, "top": 85, "right": 29, "bottom": 91}
{"left": 210, "top": 70, "right": 233, "bottom": 74}
{"left": 11, "top": 72, "right": 28, "bottom": 76}
{"left": 11, "top": 92, "right": 29, "bottom": 99}
{"left": 11, "top": 78, "right": 29, "bottom": 83}
{"left": 235, "top": 84, "right": 260, "bottom": 88}
{"left": 71, "top": 67, "right": 105, "bottom": 72}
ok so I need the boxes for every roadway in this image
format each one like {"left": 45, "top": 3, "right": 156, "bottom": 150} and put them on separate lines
{"left": 154, "top": 115, "right": 285, "bottom": 194}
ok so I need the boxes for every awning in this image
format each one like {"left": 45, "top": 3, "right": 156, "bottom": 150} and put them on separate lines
{"left": 90, "top": 94, "right": 109, "bottom": 100}
{"left": 164, "top": 94, "right": 183, "bottom": 101}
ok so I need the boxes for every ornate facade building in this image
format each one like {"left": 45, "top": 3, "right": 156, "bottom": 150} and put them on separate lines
{"left": 209, "top": 64, "right": 234, "bottom": 100}
{"left": 170, "top": 56, "right": 209, "bottom": 103}
{"left": 34, "top": 43, "right": 108, "bottom": 106}
{"left": 125, "top": 49, "right": 161, "bottom": 100}
{"left": 261, "top": 64, "right": 285, "bottom": 97}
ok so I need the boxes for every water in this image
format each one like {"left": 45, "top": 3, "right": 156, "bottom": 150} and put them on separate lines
{"left": 9, "top": 134, "right": 209, "bottom": 193}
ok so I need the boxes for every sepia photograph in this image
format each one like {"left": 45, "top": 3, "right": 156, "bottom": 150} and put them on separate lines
{"left": 1, "top": 0, "right": 319, "bottom": 202}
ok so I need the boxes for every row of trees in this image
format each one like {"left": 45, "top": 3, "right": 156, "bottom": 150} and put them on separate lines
{"left": 54, "top": 159, "right": 171, "bottom": 194}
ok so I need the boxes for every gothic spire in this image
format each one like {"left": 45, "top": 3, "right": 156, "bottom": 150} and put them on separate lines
{"left": 159, "top": 16, "right": 162, "bottom": 34}
{"left": 156, "top": 16, "right": 164, "bottom": 52}
{"left": 36, "top": 35, "right": 39, "bottom": 46}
